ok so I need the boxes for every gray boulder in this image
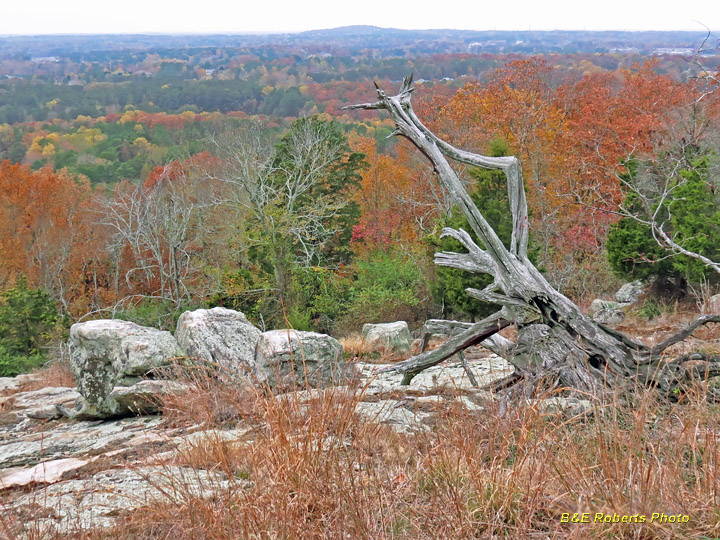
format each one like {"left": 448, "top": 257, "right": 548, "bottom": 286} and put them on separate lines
{"left": 362, "top": 321, "right": 412, "bottom": 353}
{"left": 706, "top": 294, "right": 720, "bottom": 314}
{"left": 615, "top": 280, "right": 645, "bottom": 304}
{"left": 255, "top": 330, "right": 344, "bottom": 389}
{"left": 589, "top": 299, "right": 623, "bottom": 316}
{"left": 175, "top": 307, "right": 262, "bottom": 382}
{"left": 593, "top": 308, "right": 626, "bottom": 325}
{"left": 66, "top": 319, "right": 184, "bottom": 419}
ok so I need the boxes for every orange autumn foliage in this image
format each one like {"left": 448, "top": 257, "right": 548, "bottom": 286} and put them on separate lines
{"left": 350, "top": 135, "right": 450, "bottom": 255}
{"left": 0, "top": 161, "right": 113, "bottom": 316}
{"left": 432, "top": 58, "right": 696, "bottom": 256}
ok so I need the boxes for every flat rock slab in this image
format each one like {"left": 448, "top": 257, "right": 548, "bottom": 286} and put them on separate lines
{"left": 175, "top": 427, "right": 254, "bottom": 453}
{"left": 0, "top": 457, "right": 90, "bottom": 489}
{"left": 355, "top": 353, "right": 513, "bottom": 395}
{"left": 354, "top": 400, "right": 432, "bottom": 434}
{"left": 11, "top": 466, "right": 236, "bottom": 535}
{"left": 0, "top": 415, "right": 167, "bottom": 469}
{"left": 0, "top": 387, "right": 80, "bottom": 419}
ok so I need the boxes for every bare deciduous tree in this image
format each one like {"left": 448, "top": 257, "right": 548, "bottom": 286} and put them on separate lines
{"left": 206, "top": 118, "right": 363, "bottom": 303}
{"left": 99, "top": 164, "right": 221, "bottom": 307}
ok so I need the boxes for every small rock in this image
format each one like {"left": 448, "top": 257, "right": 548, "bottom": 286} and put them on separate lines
{"left": 615, "top": 280, "right": 645, "bottom": 304}
{"left": 255, "top": 330, "right": 344, "bottom": 389}
{"left": 589, "top": 299, "right": 622, "bottom": 316}
{"left": 0, "top": 377, "right": 22, "bottom": 394}
{"left": 362, "top": 321, "right": 412, "bottom": 353}
{"left": 593, "top": 308, "right": 626, "bottom": 325}
{"left": 421, "top": 319, "right": 474, "bottom": 338}
{"left": 706, "top": 294, "right": 720, "bottom": 314}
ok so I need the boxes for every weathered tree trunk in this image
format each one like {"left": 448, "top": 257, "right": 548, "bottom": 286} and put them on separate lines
{"left": 345, "top": 76, "right": 720, "bottom": 399}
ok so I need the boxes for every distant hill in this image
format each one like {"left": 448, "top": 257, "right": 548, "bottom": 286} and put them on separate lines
{"left": 0, "top": 27, "right": 714, "bottom": 58}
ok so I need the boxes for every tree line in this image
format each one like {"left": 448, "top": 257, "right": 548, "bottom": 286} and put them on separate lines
{"left": 1, "top": 57, "right": 719, "bottom": 375}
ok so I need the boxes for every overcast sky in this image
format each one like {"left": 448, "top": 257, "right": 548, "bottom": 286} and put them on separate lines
{"left": 2, "top": 0, "right": 719, "bottom": 35}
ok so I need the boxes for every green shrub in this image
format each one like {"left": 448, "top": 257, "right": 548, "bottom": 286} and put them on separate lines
{"left": 342, "top": 251, "right": 427, "bottom": 328}
{"left": 288, "top": 266, "right": 350, "bottom": 334}
{"left": 637, "top": 298, "right": 663, "bottom": 321}
{"left": 0, "top": 344, "right": 45, "bottom": 377}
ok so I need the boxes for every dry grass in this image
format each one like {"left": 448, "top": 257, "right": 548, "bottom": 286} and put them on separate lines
{"left": 339, "top": 333, "right": 412, "bottom": 364}
{"left": 5, "top": 359, "right": 720, "bottom": 539}
{"left": 41, "top": 375, "right": 716, "bottom": 539}
{"left": 19, "top": 360, "right": 76, "bottom": 393}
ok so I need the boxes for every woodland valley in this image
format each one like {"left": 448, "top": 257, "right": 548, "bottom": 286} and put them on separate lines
{"left": 2, "top": 27, "right": 720, "bottom": 539}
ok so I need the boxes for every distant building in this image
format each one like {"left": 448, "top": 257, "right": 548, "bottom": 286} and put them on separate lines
{"left": 468, "top": 41, "right": 505, "bottom": 50}
{"left": 609, "top": 47, "right": 639, "bottom": 54}
{"left": 31, "top": 56, "right": 60, "bottom": 64}
{"left": 652, "top": 48, "right": 695, "bottom": 56}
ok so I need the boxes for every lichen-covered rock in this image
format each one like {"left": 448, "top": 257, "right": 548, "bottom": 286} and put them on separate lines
{"left": 67, "top": 320, "right": 184, "bottom": 419}
{"left": 706, "top": 294, "right": 720, "bottom": 314}
{"left": 615, "top": 280, "right": 645, "bottom": 304}
{"left": 593, "top": 308, "right": 626, "bottom": 325}
{"left": 175, "top": 307, "right": 262, "bottom": 382}
{"left": 361, "top": 321, "right": 412, "bottom": 353}
{"left": 255, "top": 330, "right": 344, "bottom": 389}
{"left": 589, "top": 299, "right": 623, "bottom": 316}
{"left": 1, "top": 387, "right": 80, "bottom": 420}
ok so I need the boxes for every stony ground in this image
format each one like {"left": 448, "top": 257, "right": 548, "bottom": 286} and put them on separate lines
{"left": 0, "top": 346, "right": 528, "bottom": 537}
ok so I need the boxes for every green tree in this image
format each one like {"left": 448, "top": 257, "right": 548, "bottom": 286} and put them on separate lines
{"left": 0, "top": 277, "right": 58, "bottom": 376}
{"left": 606, "top": 157, "right": 720, "bottom": 289}
{"left": 212, "top": 117, "right": 366, "bottom": 325}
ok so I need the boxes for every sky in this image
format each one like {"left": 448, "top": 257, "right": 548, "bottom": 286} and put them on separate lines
{"left": 1, "top": 0, "right": 719, "bottom": 35}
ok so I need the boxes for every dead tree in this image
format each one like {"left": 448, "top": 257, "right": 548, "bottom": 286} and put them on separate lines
{"left": 345, "top": 76, "right": 720, "bottom": 399}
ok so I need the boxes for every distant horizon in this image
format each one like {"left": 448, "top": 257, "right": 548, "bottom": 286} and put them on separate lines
{"left": 2, "top": 0, "right": 719, "bottom": 36}
{"left": 0, "top": 25, "right": 716, "bottom": 38}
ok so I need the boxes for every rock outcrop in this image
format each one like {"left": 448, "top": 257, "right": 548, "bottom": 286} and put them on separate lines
{"left": 0, "top": 343, "right": 532, "bottom": 536}
{"left": 588, "top": 281, "right": 646, "bottom": 325}
{"left": 175, "top": 307, "right": 263, "bottom": 383}
{"left": 255, "top": 329, "right": 344, "bottom": 389}
{"left": 593, "top": 308, "right": 626, "bottom": 325}
{"left": 361, "top": 321, "right": 412, "bottom": 353}
{"left": 615, "top": 280, "right": 645, "bottom": 304}
{"left": 65, "top": 320, "right": 184, "bottom": 419}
